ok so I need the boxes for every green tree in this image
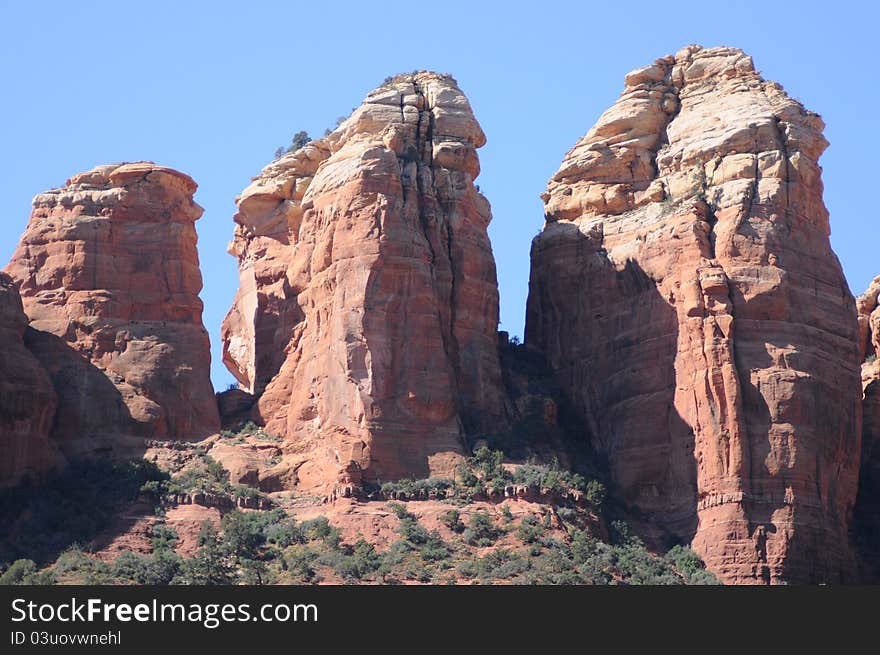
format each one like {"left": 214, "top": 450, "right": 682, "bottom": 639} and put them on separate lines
{"left": 0, "top": 559, "right": 37, "bottom": 585}
{"left": 177, "top": 522, "right": 237, "bottom": 585}
{"left": 150, "top": 525, "right": 178, "bottom": 552}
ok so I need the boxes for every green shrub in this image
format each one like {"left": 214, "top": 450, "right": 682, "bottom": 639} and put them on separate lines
{"left": 300, "top": 517, "right": 342, "bottom": 548}
{"left": 463, "top": 511, "right": 501, "bottom": 547}
{"left": 450, "top": 448, "right": 601, "bottom": 502}
{"left": 418, "top": 531, "right": 450, "bottom": 563}
{"left": 285, "top": 547, "right": 320, "bottom": 583}
{"left": 472, "top": 447, "right": 506, "bottom": 481}
{"left": 323, "top": 539, "right": 382, "bottom": 582}
{"left": 166, "top": 456, "right": 231, "bottom": 496}
{"left": 150, "top": 525, "right": 178, "bottom": 552}
{"left": 441, "top": 509, "right": 465, "bottom": 533}
{"left": 49, "top": 546, "right": 113, "bottom": 584}
{"left": 454, "top": 461, "right": 480, "bottom": 490}
{"left": 264, "top": 517, "right": 304, "bottom": 548}
{"left": 233, "top": 485, "right": 261, "bottom": 500}
{"left": 0, "top": 459, "right": 168, "bottom": 566}
{"left": 376, "top": 540, "right": 410, "bottom": 581}
{"left": 379, "top": 477, "right": 453, "bottom": 498}
{"left": 175, "top": 522, "right": 237, "bottom": 585}
{"left": 275, "top": 131, "right": 311, "bottom": 158}
{"left": 110, "top": 550, "right": 182, "bottom": 585}
{"left": 610, "top": 520, "right": 635, "bottom": 544}
{"left": 240, "top": 558, "right": 274, "bottom": 585}
{"left": 140, "top": 550, "right": 182, "bottom": 585}
{"left": 608, "top": 542, "right": 682, "bottom": 585}
{"left": 584, "top": 480, "right": 607, "bottom": 509}
{"left": 387, "top": 502, "right": 412, "bottom": 519}
{"left": 481, "top": 549, "right": 529, "bottom": 581}
{"left": 397, "top": 515, "right": 431, "bottom": 546}
{"left": 664, "top": 545, "right": 720, "bottom": 585}
{"left": 111, "top": 551, "right": 148, "bottom": 581}
{"left": 516, "top": 516, "right": 545, "bottom": 544}
{"left": 511, "top": 459, "right": 587, "bottom": 493}
{"left": 0, "top": 559, "right": 37, "bottom": 585}
{"left": 221, "top": 510, "right": 270, "bottom": 560}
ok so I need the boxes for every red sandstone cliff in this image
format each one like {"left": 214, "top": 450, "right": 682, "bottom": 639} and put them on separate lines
{"left": 857, "top": 277, "right": 880, "bottom": 466}
{"left": 0, "top": 273, "right": 61, "bottom": 487}
{"left": 526, "top": 46, "right": 861, "bottom": 584}
{"left": 855, "top": 277, "right": 880, "bottom": 579}
{"left": 221, "top": 72, "right": 507, "bottom": 494}
{"left": 4, "top": 163, "right": 219, "bottom": 460}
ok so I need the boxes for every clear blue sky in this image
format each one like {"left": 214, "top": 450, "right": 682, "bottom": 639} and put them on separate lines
{"left": 2, "top": 0, "right": 876, "bottom": 389}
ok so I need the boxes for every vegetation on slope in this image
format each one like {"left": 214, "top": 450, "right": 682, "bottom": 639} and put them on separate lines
{"left": 0, "top": 446, "right": 718, "bottom": 586}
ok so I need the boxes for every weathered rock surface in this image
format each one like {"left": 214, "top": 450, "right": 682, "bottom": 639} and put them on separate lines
{"left": 0, "top": 273, "right": 61, "bottom": 487}
{"left": 222, "top": 73, "right": 507, "bottom": 494}
{"left": 855, "top": 277, "right": 880, "bottom": 580}
{"left": 4, "top": 163, "right": 219, "bottom": 459}
{"left": 856, "top": 278, "right": 880, "bottom": 453}
{"left": 526, "top": 45, "right": 861, "bottom": 584}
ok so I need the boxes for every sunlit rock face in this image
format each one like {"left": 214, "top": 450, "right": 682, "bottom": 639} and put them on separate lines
{"left": 5, "top": 162, "right": 219, "bottom": 461}
{"left": 222, "top": 73, "right": 507, "bottom": 496}
{"left": 526, "top": 46, "right": 861, "bottom": 584}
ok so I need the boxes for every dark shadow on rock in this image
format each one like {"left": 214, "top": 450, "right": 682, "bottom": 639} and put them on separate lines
{"left": 853, "top": 379, "right": 880, "bottom": 583}
{"left": 525, "top": 223, "right": 697, "bottom": 550}
{"left": 0, "top": 328, "right": 157, "bottom": 570}
{"left": 216, "top": 388, "right": 256, "bottom": 430}
{"left": 23, "top": 327, "right": 139, "bottom": 458}
{"left": 0, "top": 458, "right": 166, "bottom": 568}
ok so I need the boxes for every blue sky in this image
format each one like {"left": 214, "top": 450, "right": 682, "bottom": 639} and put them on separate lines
{"left": 2, "top": 0, "right": 876, "bottom": 389}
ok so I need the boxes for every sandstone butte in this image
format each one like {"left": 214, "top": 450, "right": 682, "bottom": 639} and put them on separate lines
{"left": 1, "top": 55, "right": 877, "bottom": 586}
{"left": 3, "top": 162, "right": 219, "bottom": 464}
{"left": 221, "top": 72, "right": 508, "bottom": 496}
{"left": 0, "top": 272, "right": 61, "bottom": 487}
{"left": 526, "top": 45, "right": 862, "bottom": 584}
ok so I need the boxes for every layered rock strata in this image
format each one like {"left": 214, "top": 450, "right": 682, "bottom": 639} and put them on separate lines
{"left": 0, "top": 273, "right": 61, "bottom": 487}
{"left": 222, "top": 73, "right": 507, "bottom": 494}
{"left": 855, "top": 277, "right": 880, "bottom": 579}
{"left": 526, "top": 46, "right": 861, "bottom": 584}
{"left": 4, "top": 162, "right": 219, "bottom": 458}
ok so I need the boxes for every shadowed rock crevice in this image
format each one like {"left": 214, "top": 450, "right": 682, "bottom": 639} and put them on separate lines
{"left": 854, "top": 277, "right": 880, "bottom": 581}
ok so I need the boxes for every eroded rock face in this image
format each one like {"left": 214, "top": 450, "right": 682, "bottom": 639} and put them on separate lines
{"left": 857, "top": 278, "right": 880, "bottom": 457}
{"left": 222, "top": 72, "right": 507, "bottom": 494}
{"left": 0, "top": 273, "right": 61, "bottom": 487}
{"left": 4, "top": 163, "right": 219, "bottom": 458}
{"left": 526, "top": 46, "right": 861, "bottom": 584}
{"left": 855, "top": 277, "right": 880, "bottom": 580}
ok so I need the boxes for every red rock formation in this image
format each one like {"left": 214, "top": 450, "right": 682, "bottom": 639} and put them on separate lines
{"left": 222, "top": 73, "right": 507, "bottom": 494}
{"left": 221, "top": 147, "right": 323, "bottom": 396}
{"left": 857, "top": 277, "right": 880, "bottom": 456}
{"left": 0, "top": 273, "right": 61, "bottom": 487}
{"left": 855, "top": 277, "right": 880, "bottom": 579}
{"left": 4, "top": 163, "right": 219, "bottom": 459}
{"left": 526, "top": 46, "right": 861, "bottom": 584}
